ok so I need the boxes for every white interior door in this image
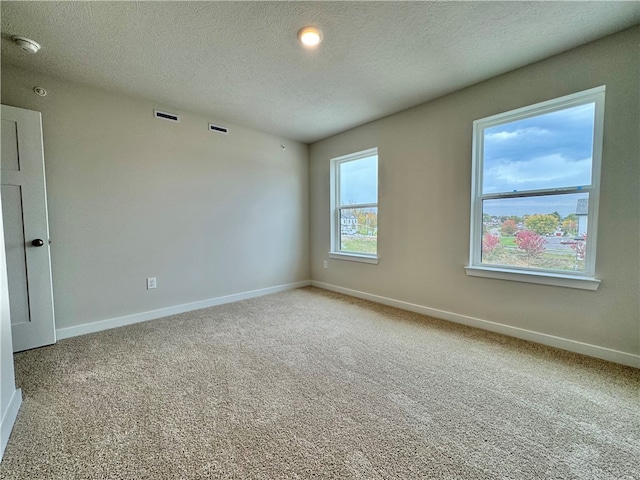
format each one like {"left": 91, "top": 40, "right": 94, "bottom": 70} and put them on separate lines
{"left": 1, "top": 104, "right": 55, "bottom": 352}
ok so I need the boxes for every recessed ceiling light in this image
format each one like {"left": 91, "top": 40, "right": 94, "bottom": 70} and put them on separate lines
{"left": 11, "top": 36, "right": 41, "bottom": 54}
{"left": 298, "top": 26, "right": 322, "bottom": 47}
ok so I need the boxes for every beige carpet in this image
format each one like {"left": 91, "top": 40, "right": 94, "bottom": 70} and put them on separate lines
{"left": 1, "top": 287, "right": 638, "bottom": 479}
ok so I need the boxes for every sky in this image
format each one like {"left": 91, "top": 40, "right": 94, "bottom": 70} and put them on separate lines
{"left": 481, "top": 102, "right": 595, "bottom": 217}
{"left": 339, "top": 154, "right": 377, "bottom": 205}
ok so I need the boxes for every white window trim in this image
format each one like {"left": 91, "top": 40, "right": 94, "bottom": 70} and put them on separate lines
{"left": 330, "top": 147, "right": 379, "bottom": 263}
{"left": 328, "top": 251, "right": 379, "bottom": 264}
{"left": 466, "top": 86, "right": 605, "bottom": 290}
{"left": 464, "top": 266, "right": 600, "bottom": 290}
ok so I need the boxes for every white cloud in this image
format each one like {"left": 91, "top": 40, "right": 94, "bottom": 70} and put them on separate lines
{"left": 483, "top": 154, "right": 591, "bottom": 193}
{"left": 485, "top": 127, "right": 550, "bottom": 143}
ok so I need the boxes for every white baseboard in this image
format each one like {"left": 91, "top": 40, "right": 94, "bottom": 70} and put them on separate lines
{"left": 0, "top": 388, "right": 22, "bottom": 462}
{"left": 311, "top": 281, "right": 640, "bottom": 368}
{"left": 57, "top": 280, "right": 311, "bottom": 341}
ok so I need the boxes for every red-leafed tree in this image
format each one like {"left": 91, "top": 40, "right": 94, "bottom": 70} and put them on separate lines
{"left": 482, "top": 233, "right": 500, "bottom": 256}
{"left": 516, "top": 230, "right": 546, "bottom": 265}
{"left": 571, "top": 234, "right": 587, "bottom": 261}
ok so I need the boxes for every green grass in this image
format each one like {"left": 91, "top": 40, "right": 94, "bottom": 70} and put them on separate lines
{"left": 483, "top": 247, "right": 583, "bottom": 272}
{"left": 500, "top": 237, "right": 516, "bottom": 247}
{"left": 341, "top": 235, "right": 377, "bottom": 254}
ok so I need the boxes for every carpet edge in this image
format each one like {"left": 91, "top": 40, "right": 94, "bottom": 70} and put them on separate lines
{"left": 310, "top": 280, "right": 640, "bottom": 368}
{"left": 55, "top": 280, "right": 312, "bottom": 341}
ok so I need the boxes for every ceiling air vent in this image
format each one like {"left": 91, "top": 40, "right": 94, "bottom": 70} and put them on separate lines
{"left": 154, "top": 109, "right": 179, "bottom": 122}
{"left": 209, "top": 124, "right": 228, "bottom": 134}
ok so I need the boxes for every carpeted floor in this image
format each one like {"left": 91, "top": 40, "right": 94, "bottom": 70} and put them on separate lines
{"left": 0, "top": 287, "right": 638, "bottom": 479}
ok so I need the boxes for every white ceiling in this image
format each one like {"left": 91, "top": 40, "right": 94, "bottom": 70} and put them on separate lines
{"left": 2, "top": 1, "right": 639, "bottom": 143}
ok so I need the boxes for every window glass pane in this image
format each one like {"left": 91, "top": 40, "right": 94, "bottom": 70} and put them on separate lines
{"left": 482, "top": 103, "right": 595, "bottom": 194}
{"left": 339, "top": 155, "right": 377, "bottom": 205}
{"left": 481, "top": 193, "right": 588, "bottom": 272}
{"left": 339, "top": 207, "right": 377, "bottom": 255}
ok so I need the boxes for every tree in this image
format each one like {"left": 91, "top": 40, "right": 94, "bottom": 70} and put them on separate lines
{"left": 501, "top": 219, "right": 518, "bottom": 236}
{"left": 364, "top": 210, "right": 377, "bottom": 235}
{"left": 524, "top": 214, "right": 558, "bottom": 236}
{"left": 562, "top": 214, "right": 578, "bottom": 236}
{"left": 549, "top": 211, "right": 562, "bottom": 222}
{"left": 482, "top": 233, "right": 500, "bottom": 256}
{"left": 351, "top": 208, "right": 377, "bottom": 236}
{"left": 516, "top": 230, "right": 546, "bottom": 265}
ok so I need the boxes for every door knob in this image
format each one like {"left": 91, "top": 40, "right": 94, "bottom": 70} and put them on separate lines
{"left": 31, "top": 239, "right": 45, "bottom": 247}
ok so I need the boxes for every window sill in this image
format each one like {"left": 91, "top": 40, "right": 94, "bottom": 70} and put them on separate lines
{"left": 464, "top": 266, "right": 600, "bottom": 290}
{"left": 329, "top": 252, "right": 379, "bottom": 264}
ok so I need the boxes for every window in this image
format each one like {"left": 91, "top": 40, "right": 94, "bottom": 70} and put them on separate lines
{"left": 330, "top": 148, "right": 378, "bottom": 263}
{"left": 466, "top": 86, "right": 605, "bottom": 290}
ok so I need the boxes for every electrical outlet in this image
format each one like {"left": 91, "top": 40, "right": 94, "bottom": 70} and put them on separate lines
{"left": 323, "top": 260, "right": 328, "bottom": 269}
{"left": 147, "top": 277, "right": 157, "bottom": 289}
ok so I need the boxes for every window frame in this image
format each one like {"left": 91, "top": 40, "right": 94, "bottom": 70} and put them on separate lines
{"left": 329, "top": 147, "right": 379, "bottom": 264}
{"left": 466, "top": 86, "right": 605, "bottom": 290}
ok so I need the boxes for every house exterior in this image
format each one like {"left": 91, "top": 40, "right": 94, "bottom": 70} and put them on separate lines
{"left": 340, "top": 212, "right": 357, "bottom": 235}
{"left": 576, "top": 198, "right": 588, "bottom": 237}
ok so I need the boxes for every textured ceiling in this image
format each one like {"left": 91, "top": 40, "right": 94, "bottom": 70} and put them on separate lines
{"left": 1, "top": 1, "right": 639, "bottom": 143}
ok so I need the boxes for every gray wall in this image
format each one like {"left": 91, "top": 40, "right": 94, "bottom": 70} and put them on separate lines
{"left": 309, "top": 27, "right": 639, "bottom": 356}
{"left": 1, "top": 65, "right": 310, "bottom": 330}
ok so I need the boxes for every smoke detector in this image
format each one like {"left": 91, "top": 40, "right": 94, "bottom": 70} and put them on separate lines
{"left": 11, "top": 36, "right": 41, "bottom": 54}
